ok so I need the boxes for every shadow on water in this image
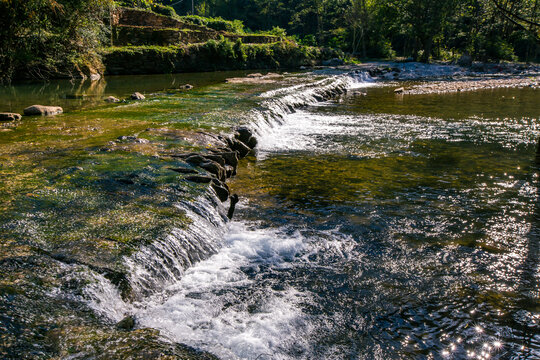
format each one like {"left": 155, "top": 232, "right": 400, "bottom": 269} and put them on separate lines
{"left": 514, "top": 152, "right": 540, "bottom": 358}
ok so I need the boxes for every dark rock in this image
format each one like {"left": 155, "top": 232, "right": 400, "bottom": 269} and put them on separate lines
{"left": 227, "top": 194, "right": 239, "bottom": 219}
{"left": 204, "top": 154, "right": 225, "bottom": 166}
{"left": 245, "top": 136, "right": 257, "bottom": 149}
{"left": 185, "top": 175, "right": 213, "bottom": 183}
{"left": 0, "top": 112, "right": 22, "bottom": 121}
{"left": 230, "top": 138, "right": 251, "bottom": 158}
{"left": 235, "top": 126, "right": 253, "bottom": 144}
{"left": 185, "top": 154, "right": 207, "bottom": 165}
{"left": 105, "top": 96, "right": 121, "bottom": 103}
{"left": 200, "top": 161, "right": 225, "bottom": 181}
{"left": 130, "top": 92, "right": 145, "bottom": 100}
{"left": 23, "top": 105, "right": 63, "bottom": 116}
{"left": 169, "top": 167, "right": 198, "bottom": 174}
{"left": 117, "top": 316, "right": 135, "bottom": 331}
{"left": 211, "top": 183, "right": 229, "bottom": 202}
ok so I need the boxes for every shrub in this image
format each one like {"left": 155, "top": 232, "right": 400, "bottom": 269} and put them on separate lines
{"left": 151, "top": 4, "right": 176, "bottom": 17}
{"left": 180, "top": 15, "right": 244, "bottom": 33}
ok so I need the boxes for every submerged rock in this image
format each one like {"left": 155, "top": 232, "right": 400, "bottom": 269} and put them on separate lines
{"left": 0, "top": 112, "right": 22, "bottom": 121}
{"left": 131, "top": 92, "right": 145, "bottom": 100}
{"left": 23, "top": 105, "right": 63, "bottom": 116}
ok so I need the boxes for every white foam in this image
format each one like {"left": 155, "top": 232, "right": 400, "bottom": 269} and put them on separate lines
{"left": 134, "top": 222, "right": 311, "bottom": 359}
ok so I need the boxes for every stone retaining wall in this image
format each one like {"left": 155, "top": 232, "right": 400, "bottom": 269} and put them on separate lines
{"left": 113, "top": 25, "right": 281, "bottom": 46}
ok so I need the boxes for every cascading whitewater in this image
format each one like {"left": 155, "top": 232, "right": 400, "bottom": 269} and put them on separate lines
{"left": 82, "top": 70, "right": 373, "bottom": 318}
{"left": 249, "top": 71, "right": 373, "bottom": 136}
{"left": 125, "top": 193, "right": 229, "bottom": 299}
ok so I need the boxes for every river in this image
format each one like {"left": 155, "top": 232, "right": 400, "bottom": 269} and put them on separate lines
{"left": 1, "top": 67, "right": 539, "bottom": 359}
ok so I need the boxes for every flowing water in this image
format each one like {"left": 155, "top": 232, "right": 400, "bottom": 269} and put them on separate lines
{"left": 133, "top": 76, "right": 539, "bottom": 359}
{"left": 1, "top": 69, "right": 539, "bottom": 359}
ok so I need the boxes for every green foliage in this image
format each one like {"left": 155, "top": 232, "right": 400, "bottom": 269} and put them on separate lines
{"left": 268, "top": 26, "right": 287, "bottom": 38}
{"left": 151, "top": 3, "right": 176, "bottom": 17}
{"left": 180, "top": 15, "right": 245, "bottom": 33}
{"left": 0, "top": 0, "right": 114, "bottom": 83}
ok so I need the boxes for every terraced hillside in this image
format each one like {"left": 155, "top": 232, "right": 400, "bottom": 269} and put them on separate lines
{"left": 111, "top": 8, "right": 281, "bottom": 47}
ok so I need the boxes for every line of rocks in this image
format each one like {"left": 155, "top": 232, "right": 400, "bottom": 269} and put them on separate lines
{"left": 172, "top": 126, "right": 258, "bottom": 219}
{"left": 1, "top": 105, "right": 64, "bottom": 121}
{"left": 1, "top": 89, "right": 191, "bottom": 121}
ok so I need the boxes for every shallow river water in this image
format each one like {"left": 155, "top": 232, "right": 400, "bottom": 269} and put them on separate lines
{"left": 1, "top": 70, "right": 539, "bottom": 359}
{"left": 135, "top": 81, "right": 539, "bottom": 359}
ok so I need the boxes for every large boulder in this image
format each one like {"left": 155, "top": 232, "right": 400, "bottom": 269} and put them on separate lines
{"left": 23, "top": 105, "right": 63, "bottom": 116}
{"left": 0, "top": 112, "right": 22, "bottom": 121}
{"left": 105, "top": 96, "right": 120, "bottom": 103}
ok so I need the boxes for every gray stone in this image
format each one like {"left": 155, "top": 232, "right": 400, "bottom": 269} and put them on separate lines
{"left": 130, "top": 92, "right": 145, "bottom": 100}
{"left": 23, "top": 105, "right": 63, "bottom": 116}
{"left": 117, "top": 316, "right": 135, "bottom": 331}
{"left": 185, "top": 154, "right": 207, "bottom": 165}
{"left": 0, "top": 112, "right": 22, "bottom": 121}
{"left": 216, "top": 151, "right": 239, "bottom": 168}
{"left": 200, "top": 161, "right": 225, "bottom": 181}
{"left": 105, "top": 96, "right": 120, "bottom": 103}
{"left": 204, "top": 154, "right": 225, "bottom": 166}
{"left": 230, "top": 138, "right": 251, "bottom": 158}
{"left": 90, "top": 73, "right": 101, "bottom": 81}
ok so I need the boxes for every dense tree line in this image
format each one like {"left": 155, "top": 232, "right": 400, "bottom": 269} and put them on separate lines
{"left": 0, "top": 0, "right": 113, "bottom": 83}
{"left": 0, "top": 0, "right": 538, "bottom": 83}
{"left": 161, "top": 0, "right": 539, "bottom": 62}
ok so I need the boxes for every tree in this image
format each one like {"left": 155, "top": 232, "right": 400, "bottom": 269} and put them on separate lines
{"left": 0, "top": 0, "right": 113, "bottom": 83}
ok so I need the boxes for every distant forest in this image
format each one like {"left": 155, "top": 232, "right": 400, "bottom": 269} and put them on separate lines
{"left": 0, "top": 0, "right": 538, "bottom": 83}
{"left": 148, "top": 0, "right": 539, "bottom": 61}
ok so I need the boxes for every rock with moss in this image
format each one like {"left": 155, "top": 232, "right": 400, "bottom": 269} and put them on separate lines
{"left": 23, "top": 105, "right": 63, "bottom": 116}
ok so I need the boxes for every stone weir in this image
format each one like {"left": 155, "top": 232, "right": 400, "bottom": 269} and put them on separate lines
{"left": 0, "top": 72, "right": 354, "bottom": 359}
{"left": 110, "top": 7, "right": 281, "bottom": 47}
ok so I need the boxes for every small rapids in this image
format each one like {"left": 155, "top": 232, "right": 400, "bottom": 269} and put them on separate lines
{"left": 82, "top": 70, "right": 539, "bottom": 359}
